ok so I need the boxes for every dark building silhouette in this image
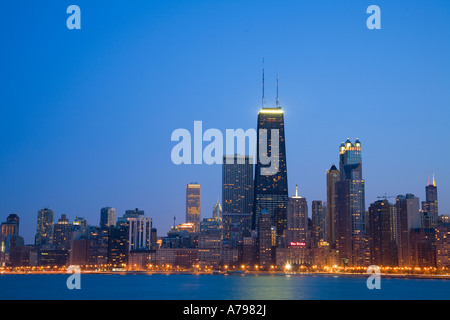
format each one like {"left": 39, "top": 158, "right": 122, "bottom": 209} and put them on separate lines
{"left": 326, "top": 164, "right": 340, "bottom": 247}
{"left": 369, "top": 200, "right": 397, "bottom": 266}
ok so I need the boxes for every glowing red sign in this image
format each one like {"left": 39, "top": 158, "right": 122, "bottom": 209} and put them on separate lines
{"left": 290, "top": 242, "right": 306, "bottom": 246}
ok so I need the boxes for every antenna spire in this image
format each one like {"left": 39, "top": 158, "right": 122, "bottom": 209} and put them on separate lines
{"left": 276, "top": 64, "right": 280, "bottom": 108}
{"left": 427, "top": 171, "right": 430, "bottom": 186}
{"left": 433, "top": 173, "right": 436, "bottom": 187}
{"left": 262, "top": 57, "right": 265, "bottom": 109}
{"left": 295, "top": 184, "right": 298, "bottom": 197}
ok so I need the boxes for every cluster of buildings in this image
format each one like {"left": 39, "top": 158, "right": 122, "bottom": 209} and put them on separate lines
{"left": 1, "top": 94, "right": 450, "bottom": 272}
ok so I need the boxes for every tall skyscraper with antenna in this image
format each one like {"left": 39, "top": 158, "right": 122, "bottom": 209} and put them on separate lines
{"left": 253, "top": 61, "right": 288, "bottom": 237}
{"left": 422, "top": 173, "right": 438, "bottom": 217}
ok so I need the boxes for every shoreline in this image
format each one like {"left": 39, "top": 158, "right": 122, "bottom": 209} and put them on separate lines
{"left": 1, "top": 270, "right": 449, "bottom": 280}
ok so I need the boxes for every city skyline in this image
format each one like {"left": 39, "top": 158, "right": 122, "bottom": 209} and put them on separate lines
{"left": 2, "top": 1, "right": 450, "bottom": 244}
{"left": 0, "top": 136, "right": 445, "bottom": 245}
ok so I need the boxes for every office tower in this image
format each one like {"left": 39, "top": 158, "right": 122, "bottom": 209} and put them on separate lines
{"left": 396, "top": 194, "right": 420, "bottom": 267}
{"left": 422, "top": 174, "right": 438, "bottom": 217}
{"left": 312, "top": 200, "right": 326, "bottom": 247}
{"left": 124, "top": 208, "right": 145, "bottom": 219}
{"left": 369, "top": 200, "right": 397, "bottom": 266}
{"left": 258, "top": 210, "right": 273, "bottom": 267}
{"left": 186, "top": 183, "right": 201, "bottom": 231}
{"left": 53, "top": 214, "right": 72, "bottom": 251}
{"left": 326, "top": 164, "right": 340, "bottom": 247}
{"left": 35, "top": 208, "right": 54, "bottom": 247}
{"left": 286, "top": 186, "right": 308, "bottom": 246}
{"left": 212, "top": 201, "right": 222, "bottom": 222}
{"left": 100, "top": 207, "right": 117, "bottom": 228}
{"left": 253, "top": 108, "right": 288, "bottom": 236}
{"left": 222, "top": 154, "right": 254, "bottom": 215}
{"left": 128, "top": 215, "right": 152, "bottom": 251}
{"left": 435, "top": 223, "right": 450, "bottom": 268}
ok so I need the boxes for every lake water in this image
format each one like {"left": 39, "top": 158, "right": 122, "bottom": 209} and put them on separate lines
{"left": 0, "top": 273, "right": 448, "bottom": 300}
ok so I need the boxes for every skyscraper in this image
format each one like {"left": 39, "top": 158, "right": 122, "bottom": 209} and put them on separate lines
{"left": 312, "top": 200, "right": 326, "bottom": 246}
{"left": 100, "top": 207, "right": 117, "bottom": 228}
{"left": 0, "top": 214, "right": 21, "bottom": 264}
{"left": 258, "top": 210, "right": 273, "bottom": 267}
{"left": 335, "top": 139, "right": 365, "bottom": 266}
{"left": 222, "top": 154, "right": 254, "bottom": 214}
{"left": 35, "top": 208, "right": 54, "bottom": 247}
{"left": 53, "top": 214, "right": 72, "bottom": 251}
{"left": 338, "top": 138, "right": 365, "bottom": 234}
{"left": 253, "top": 108, "right": 288, "bottom": 236}
{"left": 212, "top": 201, "right": 222, "bottom": 222}
{"left": 286, "top": 186, "right": 308, "bottom": 246}
{"left": 396, "top": 194, "right": 420, "bottom": 267}
{"left": 422, "top": 174, "right": 438, "bottom": 217}
{"left": 186, "top": 183, "right": 201, "bottom": 231}
{"left": 326, "top": 164, "right": 340, "bottom": 247}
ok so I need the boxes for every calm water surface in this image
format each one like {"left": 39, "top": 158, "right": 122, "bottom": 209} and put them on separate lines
{"left": 0, "top": 273, "right": 448, "bottom": 300}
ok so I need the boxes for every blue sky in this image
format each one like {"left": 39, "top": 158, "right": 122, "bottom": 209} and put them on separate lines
{"left": 1, "top": 0, "right": 449, "bottom": 244}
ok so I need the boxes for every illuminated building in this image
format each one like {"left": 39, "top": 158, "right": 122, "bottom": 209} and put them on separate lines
{"left": 100, "top": 207, "right": 117, "bottom": 228}
{"left": 253, "top": 107, "right": 288, "bottom": 236}
{"left": 435, "top": 223, "right": 450, "bottom": 268}
{"left": 53, "top": 214, "right": 71, "bottom": 251}
{"left": 335, "top": 138, "right": 365, "bottom": 266}
{"left": 1, "top": 214, "right": 21, "bottom": 264}
{"left": 258, "top": 210, "right": 273, "bottom": 267}
{"left": 369, "top": 200, "right": 397, "bottom": 266}
{"left": 410, "top": 228, "right": 436, "bottom": 267}
{"left": 312, "top": 200, "right": 326, "bottom": 247}
{"left": 326, "top": 164, "right": 340, "bottom": 247}
{"left": 223, "top": 212, "right": 252, "bottom": 248}
{"left": 124, "top": 208, "right": 144, "bottom": 219}
{"left": 396, "top": 194, "right": 420, "bottom": 267}
{"left": 89, "top": 226, "right": 109, "bottom": 265}
{"left": 127, "top": 215, "right": 152, "bottom": 251}
{"left": 212, "top": 201, "right": 223, "bottom": 223}
{"left": 108, "top": 218, "right": 128, "bottom": 266}
{"left": 186, "top": 183, "right": 201, "bottom": 230}
{"left": 422, "top": 174, "right": 438, "bottom": 217}
{"left": 35, "top": 208, "right": 54, "bottom": 247}
{"left": 286, "top": 186, "right": 308, "bottom": 247}
{"left": 222, "top": 154, "right": 254, "bottom": 215}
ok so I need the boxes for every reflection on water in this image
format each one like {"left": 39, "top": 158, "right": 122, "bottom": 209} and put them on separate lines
{"left": 0, "top": 273, "right": 448, "bottom": 300}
